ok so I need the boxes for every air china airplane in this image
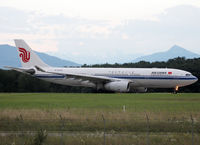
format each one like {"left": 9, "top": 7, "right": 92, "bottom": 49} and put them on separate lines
{"left": 6, "top": 39, "right": 198, "bottom": 93}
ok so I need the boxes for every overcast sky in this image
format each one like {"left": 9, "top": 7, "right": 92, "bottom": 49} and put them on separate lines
{"left": 0, "top": 0, "right": 200, "bottom": 64}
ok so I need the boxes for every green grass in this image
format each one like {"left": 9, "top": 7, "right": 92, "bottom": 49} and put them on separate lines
{"left": 0, "top": 93, "right": 200, "bottom": 112}
{"left": 0, "top": 93, "right": 200, "bottom": 145}
{"left": 0, "top": 93, "right": 200, "bottom": 133}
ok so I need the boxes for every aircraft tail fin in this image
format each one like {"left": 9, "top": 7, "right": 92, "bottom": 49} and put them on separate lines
{"left": 14, "top": 39, "right": 49, "bottom": 68}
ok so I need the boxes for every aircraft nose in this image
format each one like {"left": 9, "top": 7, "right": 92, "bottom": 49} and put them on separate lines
{"left": 193, "top": 75, "right": 198, "bottom": 83}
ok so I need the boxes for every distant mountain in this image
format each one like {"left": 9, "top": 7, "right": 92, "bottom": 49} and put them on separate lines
{"left": 0, "top": 44, "right": 80, "bottom": 68}
{"left": 133, "top": 45, "right": 200, "bottom": 62}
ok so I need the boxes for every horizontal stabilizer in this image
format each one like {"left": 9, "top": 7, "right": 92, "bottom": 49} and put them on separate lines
{"left": 4, "top": 66, "right": 35, "bottom": 75}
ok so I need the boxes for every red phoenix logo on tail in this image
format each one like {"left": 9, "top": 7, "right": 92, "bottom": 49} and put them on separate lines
{"left": 18, "top": 48, "right": 30, "bottom": 63}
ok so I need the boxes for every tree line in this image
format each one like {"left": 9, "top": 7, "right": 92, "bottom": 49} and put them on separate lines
{"left": 0, "top": 57, "right": 199, "bottom": 92}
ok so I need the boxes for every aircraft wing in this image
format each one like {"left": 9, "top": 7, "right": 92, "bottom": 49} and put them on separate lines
{"left": 45, "top": 70, "right": 118, "bottom": 83}
{"left": 35, "top": 66, "right": 120, "bottom": 83}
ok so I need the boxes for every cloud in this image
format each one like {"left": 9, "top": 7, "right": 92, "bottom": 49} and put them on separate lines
{"left": 0, "top": 5, "right": 200, "bottom": 64}
{"left": 1, "top": 0, "right": 200, "bottom": 21}
{"left": 31, "top": 39, "right": 59, "bottom": 52}
{"left": 116, "top": 5, "right": 200, "bottom": 53}
{"left": 0, "top": 7, "right": 59, "bottom": 52}
{"left": 121, "top": 34, "right": 129, "bottom": 40}
{"left": 0, "top": 7, "right": 30, "bottom": 33}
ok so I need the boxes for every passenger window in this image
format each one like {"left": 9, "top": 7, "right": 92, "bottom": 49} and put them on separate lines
{"left": 186, "top": 74, "right": 191, "bottom": 76}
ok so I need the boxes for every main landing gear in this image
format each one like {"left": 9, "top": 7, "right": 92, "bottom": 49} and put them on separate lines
{"left": 173, "top": 86, "right": 179, "bottom": 94}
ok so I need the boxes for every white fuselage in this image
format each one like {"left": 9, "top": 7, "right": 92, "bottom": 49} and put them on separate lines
{"left": 34, "top": 67, "right": 198, "bottom": 89}
{"left": 12, "top": 39, "right": 198, "bottom": 93}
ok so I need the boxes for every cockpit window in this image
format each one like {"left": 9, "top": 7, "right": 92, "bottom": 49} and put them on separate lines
{"left": 186, "top": 74, "right": 191, "bottom": 76}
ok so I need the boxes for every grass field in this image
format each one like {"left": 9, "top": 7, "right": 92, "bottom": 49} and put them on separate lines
{"left": 0, "top": 93, "right": 200, "bottom": 111}
{"left": 0, "top": 93, "right": 200, "bottom": 145}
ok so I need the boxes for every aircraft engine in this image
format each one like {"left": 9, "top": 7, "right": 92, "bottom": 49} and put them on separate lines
{"left": 104, "top": 81, "right": 131, "bottom": 92}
